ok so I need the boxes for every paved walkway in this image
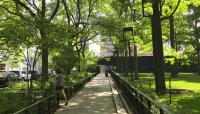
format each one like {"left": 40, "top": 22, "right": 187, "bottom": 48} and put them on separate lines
{"left": 55, "top": 73, "right": 117, "bottom": 114}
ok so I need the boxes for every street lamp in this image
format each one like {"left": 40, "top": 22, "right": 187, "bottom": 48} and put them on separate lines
{"left": 123, "top": 27, "right": 138, "bottom": 81}
{"left": 113, "top": 50, "right": 119, "bottom": 71}
{"left": 123, "top": 27, "right": 133, "bottom": 77}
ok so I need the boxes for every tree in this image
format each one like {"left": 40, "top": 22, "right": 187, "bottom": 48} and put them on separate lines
{"left": 187, "top": 5, "right": 200, "bottom": 74}
{"left": 141, "top": 0, "right": 181, "bottom": 94}
{"left": 51, "top": 46, "right": 79, "bottom": 75}
{"left": 0, "top": 0, "right": 60, "bottom": 83}
{"left": 60, "top": 0, "right": 99, "bottom": 72}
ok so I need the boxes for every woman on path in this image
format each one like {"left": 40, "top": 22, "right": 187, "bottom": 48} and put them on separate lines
{"left": 55, "top": 68, "right": 68, "bottom": 106}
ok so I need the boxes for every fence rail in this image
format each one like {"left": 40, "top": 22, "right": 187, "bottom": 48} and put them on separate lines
{"left": 110, "top": 71, "right": 172, "bottom": 114}
{"left": 13, "top": 72, "right": 98, "bottom": 114}
{"left": 65, "top": 73, "right": 95, "bottom": 99}
{"left": 14, "top": 94, "right": 59, "bottom": 114}
{"left": 0, "top": 88, "right": 49, "bottom": 94}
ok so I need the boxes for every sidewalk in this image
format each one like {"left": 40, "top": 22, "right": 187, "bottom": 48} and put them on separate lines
{"left": 55, "top": 73, "right": 117, "bottom": 114}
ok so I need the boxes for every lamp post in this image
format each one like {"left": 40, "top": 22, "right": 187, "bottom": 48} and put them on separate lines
{"left": 122, "top": 40, "right": 126, "bottom": 75}
{"left": 123, "top": 27, "right": 138, "bottom": 81}
{"left": 142, "top": 0, "right": 167, "bottom": 94}
{"left": 115, "top": 50, "right": 119, "bottom": 72}
{"left": 169, "top": 74, "right": 172, "bottom": 104}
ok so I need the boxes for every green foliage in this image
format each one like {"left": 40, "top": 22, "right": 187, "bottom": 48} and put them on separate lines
{"left": 64, "top": 71, "right": 90, "bottom": 86}
{"left": 0, "top": 94, "right": 31, "bottom": 114}
{"left": 84, "top": 52, "right": 99, "bottom": 71}
{"left": 51, "top": 46, "right": 79, "bottom": 74}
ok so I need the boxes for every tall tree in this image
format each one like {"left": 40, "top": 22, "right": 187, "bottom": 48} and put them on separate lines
{"left": 61, "top": 0, "right": 99, "bottom": 71}
{"left": 0, "top": 0, "right": 60, "bottom": 82}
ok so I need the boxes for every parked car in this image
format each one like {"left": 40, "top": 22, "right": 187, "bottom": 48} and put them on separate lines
{"left": 0, "top": 72, "right": 9, "bottom": 87}
{"left": 9, "top": 70, "right": 41, "bottom": 81}
{"left": 0, "top": 71, "right": 19, "bottom": 81}
{"left": 5, "top": 71, "right": 19, "bottom": 81}
{"left": 10, "top": 70, "right": 20, "bottom": 77}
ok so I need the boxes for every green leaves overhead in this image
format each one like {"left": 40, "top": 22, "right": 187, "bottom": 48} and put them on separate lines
{"left": 0, "top": 0, "right": 200, "bottom": 67}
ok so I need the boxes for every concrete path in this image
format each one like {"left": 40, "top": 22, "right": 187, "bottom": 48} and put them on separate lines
{"left": 55, "top": 73, "right": 117, "bottom": 114}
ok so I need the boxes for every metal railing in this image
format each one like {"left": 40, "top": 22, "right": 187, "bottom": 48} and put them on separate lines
{"left": 110, "top": 71, "right": 172, "bottom": 114}
{"left": 13, "top": 72, "right": 98, "bottom": 114}
{"left": 65, "top": 73, "right": 95, "bottom": 99}
{"left": 0, "top": 88, "right": 51, "bottom": 94}
{"left": 14, "top": 94, "right": 59, "bottom": 114}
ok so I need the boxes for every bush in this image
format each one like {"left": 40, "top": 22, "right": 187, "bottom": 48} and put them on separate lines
{"left": 0, "top": 94, "right": 31, "bottom": 114}
{"left": 86, "top": 64, "right": 98, "bottom": 72}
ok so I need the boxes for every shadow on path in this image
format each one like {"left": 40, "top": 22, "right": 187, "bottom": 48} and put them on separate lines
{"left": 55, "top": 73, "right": 117, "bottom": 114}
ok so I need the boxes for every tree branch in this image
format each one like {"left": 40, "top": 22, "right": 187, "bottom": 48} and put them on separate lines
{"left": 41, "top": 0, "right": 46, "bottom": 17}
{"left": 61, "top": 0, "right": 76, "bottom": 25}
{"left": 86, "top": 0, "right": 97, "bottom": 23}
{"left": 0, "top": 5, "right": 18, "bottom": 16}
{"left": 25, "top": 0, "right": 40, "bottom": 13}
{"left": 62, "top": 0, "right": 70, "bottom": 25}
{"left": 33, "top": 47, "right": 41, "bottom": 69}
{"left": 49, "top": 0, "right": 60, "bottom": 21}
{"left": 77, "top": 0, "right": 81, "bottom": 24}
{"left": 13, "top": 0, "right": 36, "bottom": 17}
{"left": 72, "top": 33, "right": 98, "bottom": 47}
{"left": 161, "top": 0, "right": 181, "bottom": 21}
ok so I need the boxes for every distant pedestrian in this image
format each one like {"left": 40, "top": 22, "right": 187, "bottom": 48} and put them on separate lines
{"left": 105, "top": 66, "right": 109, "bottom": 77}
{"left": 55, "top": 68, "right": 68, "bottom": 106}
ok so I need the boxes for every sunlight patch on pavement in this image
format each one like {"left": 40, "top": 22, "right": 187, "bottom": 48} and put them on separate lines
{"left": 94, "top": 92, "right": 112, "bottom": 96}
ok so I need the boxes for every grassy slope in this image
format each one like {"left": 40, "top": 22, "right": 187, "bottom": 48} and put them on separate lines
{"left": 124, "top": 73, "right": 200, "bottom": 114}
{"left": 163, "top": 73, "right": 200, "bottom": 114}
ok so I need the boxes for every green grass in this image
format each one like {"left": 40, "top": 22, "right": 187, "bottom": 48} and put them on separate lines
{"left": 122, "top": 73, "right": 200, "bottom": 114}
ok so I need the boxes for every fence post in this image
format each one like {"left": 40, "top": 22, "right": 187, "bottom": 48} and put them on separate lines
{"left": 38, "top": 102, "right": 41, "bottom": 114}
{"left": 147, "top": 99, "right": 151, "bottom": 114}
{"left": 25, "top": 108, "right": 29, "bottom": 114}
{"left": 48, "top": 97, "right": 51, "bottom": 114}
{"left": 57, "top": 93, "right": 60, "bottom": 108}
{"left": 160, "top": 109, "right": 164, "bottom": 114}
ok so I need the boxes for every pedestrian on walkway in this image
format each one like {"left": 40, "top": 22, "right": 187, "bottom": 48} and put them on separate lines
{"left": 55, "top": 68, "right": 68, "bottom": 106}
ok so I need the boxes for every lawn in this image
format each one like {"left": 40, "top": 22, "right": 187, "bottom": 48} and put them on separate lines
{"left": 122, "top": 73, "right": 200, "bottom": 114}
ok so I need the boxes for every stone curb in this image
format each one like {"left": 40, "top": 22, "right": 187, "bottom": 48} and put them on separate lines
{"left": 108, "top": 75, "right": 132, "bottom": 114}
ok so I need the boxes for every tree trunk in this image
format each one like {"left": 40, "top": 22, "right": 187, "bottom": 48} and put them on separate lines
{"left": 128, "top": 40, "right": 133, "bottom": 81}
{"left": 125, "top": 50, "right": 128, "bottom": 75}
{"left": 122, "top": 51, "right": 125, "bottom": 75}
{"left": 170, "top": 16, "right": 178, "bottom": 77}
{"left": 40, "top": 0, "right": 48, "bottom": 86}
{"left": 81, "top": 41, "right": 86, "bottom": 72}
{"left": 40, "top": 30, "right": 49, "bottom": 82}
{"left": 152, "top": 0, "right": 166, "bottom": 94}
{"left": 77, "top": 51, "right": 81, "bottom": 72}
{"left": 195, "top": 18, "right": 200, "bottom": 75}
{"left": 134, "top": 45, "right": 138, "bottom": 79}
{"left": 81, "top": 49, "right": 86, "bottom": 72}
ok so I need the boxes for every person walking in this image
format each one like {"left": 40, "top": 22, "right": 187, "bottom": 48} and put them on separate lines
{"left": 55, "top": 68, "right": 68, "bottom": 106}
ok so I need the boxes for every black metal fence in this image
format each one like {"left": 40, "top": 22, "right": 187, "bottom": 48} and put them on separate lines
{"left": 110, "top": 71, "right": 172, "bottom": 114}
{"left": 110, "top": 56, "right": 198, "bottom": 73}
{"left": 0, "top": 88, "right": 51, "bottom": 94}
{"left": 65, "top": 73, "right": 96, "bottom": 99}
{"left": 13, "top": 72, "right": 98, "bottom": 114}
{"left": 13, "top": 94, "right": 59, "bottom": 114}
